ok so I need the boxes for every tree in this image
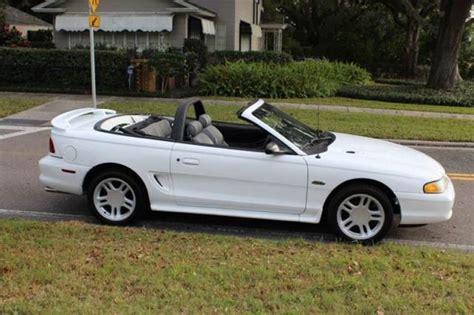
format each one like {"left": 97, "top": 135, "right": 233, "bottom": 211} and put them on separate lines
{"left": 0, "top": 0, "right": 5, "bottom": 25}
{"left": 427, "top": 0, "right": 473, "bottom": 90}
{"left": 376, "top": 0, "right": 438, "bottom": 77}
{"left": 276, "top": 0, "right": 370, "bottom": 56}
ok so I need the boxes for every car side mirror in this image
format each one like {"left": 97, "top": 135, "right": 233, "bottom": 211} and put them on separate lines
{"left": 265, "top": 142, "right": 288, "bottom": 155}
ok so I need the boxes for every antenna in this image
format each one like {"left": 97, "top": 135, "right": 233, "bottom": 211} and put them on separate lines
{"left": 316, "top": 105, "right": 322, "bottom": 159}
{"left": 317, "top": 105, "right": 321, "bottom": 135}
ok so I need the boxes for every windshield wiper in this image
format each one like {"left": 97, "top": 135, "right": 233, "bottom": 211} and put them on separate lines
{"left": 305, "top": 131, "right": 333, "bottom": 148}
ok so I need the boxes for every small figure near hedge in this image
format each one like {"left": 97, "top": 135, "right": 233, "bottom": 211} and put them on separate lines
{"left": 0, "top": 24, "right": 30, "bottom": 48}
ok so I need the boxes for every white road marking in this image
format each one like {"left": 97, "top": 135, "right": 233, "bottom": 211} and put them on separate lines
{"left": 0, "top": 208, "right": 473, "bottom": 252}
{"left": 0, "top": 125, "right": 48, "bottom": 130}
{"left": 0, "top": 127, "right": 50, "bottom": 140}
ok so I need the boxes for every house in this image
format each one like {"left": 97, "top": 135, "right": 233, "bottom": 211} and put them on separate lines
{"left": 5, "top": 5, "right": 52, "bottom": 38}
{"left": 32, "top": 0, "right": 282, "bottom": 52}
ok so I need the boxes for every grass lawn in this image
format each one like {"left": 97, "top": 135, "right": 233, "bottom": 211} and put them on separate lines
{"left": 103, "top": 101, "right": 474, "bottom": 142}
{"left": 0, "top": 220, "right": 472, "bottom": 313}
{"left": 204, "top": 96, "right": 474, "bottom": 115}
{"left": 0, "top": 97, "right": 49, "bottom": 118}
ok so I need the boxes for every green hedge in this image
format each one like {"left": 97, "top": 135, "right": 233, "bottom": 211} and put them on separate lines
{"left": 209, "top": 51, "right": 293, "bottom": 65}
{"left": 184, "top": 39, "right": 208, "bottom": 70}
{"left": 199, "top": 60, "right": 371, "bottom": 98}
{"left": 338, "top": 81, "right": 474, "bottom": 107}
{"left": 27, "top": 30, "right": 55, "bottom": 49}
{"left": 0, "top": 48, "right": 130, "bottom": 90}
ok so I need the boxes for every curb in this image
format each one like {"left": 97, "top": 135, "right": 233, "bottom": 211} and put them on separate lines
{"left": 1, "top": 209, "right": 473, "bottom": 252}
{"left": 388, "top": 139, "right": 474, "bottom": 148}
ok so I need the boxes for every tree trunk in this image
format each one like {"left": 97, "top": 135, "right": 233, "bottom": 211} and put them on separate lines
{"left": 404, "top": 21, "right": 421, "bottom": 78}
{"left": 427, "top": 0, "right": 472, "bottom": 90}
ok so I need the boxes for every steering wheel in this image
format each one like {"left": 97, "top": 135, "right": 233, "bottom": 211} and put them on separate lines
{"left": 263, "top": 135, "right": 273, "bottom": 147}
{"left": 111, "top": 123, "right": 130, "bottom": 133}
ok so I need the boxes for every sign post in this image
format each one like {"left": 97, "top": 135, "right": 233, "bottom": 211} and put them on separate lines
{"left": 88, "top": 0, "right": 100, "bottom": 108}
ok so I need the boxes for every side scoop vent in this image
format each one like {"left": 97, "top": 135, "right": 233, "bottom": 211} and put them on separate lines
{"left": 154, "top": 175, "right": 164, "bottom": 187}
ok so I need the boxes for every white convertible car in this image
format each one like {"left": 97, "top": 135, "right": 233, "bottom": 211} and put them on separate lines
{"left": 39, "top": 98, "right": 454, "bottom": 243}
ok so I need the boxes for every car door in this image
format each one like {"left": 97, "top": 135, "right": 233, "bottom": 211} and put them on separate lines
{"left": 170, "top": 143, "right": 308, "bottom": 214}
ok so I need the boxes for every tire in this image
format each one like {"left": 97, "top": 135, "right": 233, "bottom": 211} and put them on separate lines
{"left": 327, "top": 184, "right": 394, "bottom": 244}
{"left": 87, "top": 170, "right": 147, "bottom": 226}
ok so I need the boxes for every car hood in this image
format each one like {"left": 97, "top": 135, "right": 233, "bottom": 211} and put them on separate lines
{"left": 319, "top": 132, "right": 446, "bottom": 180}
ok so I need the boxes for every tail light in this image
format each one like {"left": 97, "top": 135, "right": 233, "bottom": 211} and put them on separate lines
{"left": 49, "top": 137, "right": 55, "bottom": 154}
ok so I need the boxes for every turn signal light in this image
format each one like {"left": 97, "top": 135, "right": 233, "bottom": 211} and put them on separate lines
{"left": 423, "top": 176, "right": 448, "bottom": 194}
{"left": 49, "top": 138, "right": 55, "bottom": 154}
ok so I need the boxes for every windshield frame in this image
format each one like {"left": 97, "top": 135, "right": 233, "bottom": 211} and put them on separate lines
{"left": 239, "top": 99, "right": 334, "bottom": 155}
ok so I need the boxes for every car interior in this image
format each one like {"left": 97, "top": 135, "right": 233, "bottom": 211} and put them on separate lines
{"left": 99, "top": 113, "right": 270, "bottom": 151}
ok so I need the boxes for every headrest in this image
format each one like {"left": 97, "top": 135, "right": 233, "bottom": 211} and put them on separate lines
{"left": 186, "top": 121, "right": 203, "bottom": 138}
{"left": 199, "top": 114, "right": 212, "bottom": 128}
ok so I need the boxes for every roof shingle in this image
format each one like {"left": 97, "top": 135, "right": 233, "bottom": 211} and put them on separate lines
{"left": 5, "top": 5, "right": 52, "bottom": 27}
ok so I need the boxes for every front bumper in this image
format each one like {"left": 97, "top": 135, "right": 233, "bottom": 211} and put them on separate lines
{"left": 397, "top": 179, "right": 455, "bottom": 225}
{"left": 39, "top": 155, "right": 91, "bottom": 195}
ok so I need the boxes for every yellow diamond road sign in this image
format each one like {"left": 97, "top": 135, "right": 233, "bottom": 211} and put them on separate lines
{"left": 89, "top": 15, "right": 101, "bottom": 28}
{"left": 89, "top": 0, "right": 100, "bottom": 13}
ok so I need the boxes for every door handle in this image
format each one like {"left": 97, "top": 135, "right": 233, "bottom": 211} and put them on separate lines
{"left": 182, "top": 158, "right": 200, "bottom": 166}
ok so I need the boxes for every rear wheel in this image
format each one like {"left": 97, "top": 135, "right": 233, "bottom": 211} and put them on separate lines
{"left": 327, "top": 184, "right": 394, "bottom": 244}
{"left": 87, "top": 170, "right": 146, "bottom": 225}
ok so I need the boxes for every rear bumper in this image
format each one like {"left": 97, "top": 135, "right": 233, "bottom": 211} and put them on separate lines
{"left": 397, "top": 180, "right": 455, "bottom": 225}
{"left": 39, "top": 155, "right": 91, "bottom": 195}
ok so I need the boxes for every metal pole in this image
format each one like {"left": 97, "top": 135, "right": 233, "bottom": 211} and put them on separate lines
{"left": 89, "top": 4, "right": 97, "bottom": 108}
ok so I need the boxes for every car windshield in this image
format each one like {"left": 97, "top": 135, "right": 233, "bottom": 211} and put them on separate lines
{"left": 252, "top": 103, "right": 320, "bottom": 150}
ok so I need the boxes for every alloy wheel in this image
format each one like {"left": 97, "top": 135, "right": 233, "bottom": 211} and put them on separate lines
{"left": 93, "top": 178, "right": 136, "bottom": 222}
{"left": 336, "top": 193, "right": 385, "bottom": 241}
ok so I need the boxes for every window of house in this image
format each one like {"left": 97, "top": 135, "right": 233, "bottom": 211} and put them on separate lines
{"left": 95, "top": 31, "right": 104, "bottom": 45}
{"left": 125, "top": 31, "right": 136, "bottom": 48}
{"left": 137, "top": 31, "right": 147, "bottom": 49}
{"left": 103, "top": 32, "right": 113, "bottom": 47}
{"left": 240, "top": 21, "right": 252, "bottom": 52}
{"left": 114, "top": 32, "right": 125, "bottom": 48}
{"left": 188, "top": 16, "right": 203, "bottom": 40}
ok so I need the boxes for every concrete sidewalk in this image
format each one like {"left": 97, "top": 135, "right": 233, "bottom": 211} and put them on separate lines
{"left": 1, "top": 93, "right": 112, "bottom": 124}
{"left": 1, "top": 91, "right": 474, "bottom": 122}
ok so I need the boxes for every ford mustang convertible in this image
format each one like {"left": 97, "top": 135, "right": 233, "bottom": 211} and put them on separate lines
{"left": 39, "top": 98, "right": 455, "bottom": 243}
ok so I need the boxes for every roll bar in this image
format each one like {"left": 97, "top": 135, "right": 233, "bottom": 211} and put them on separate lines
{"left": 171, "top": 98, "right": 206, "bottom": 141}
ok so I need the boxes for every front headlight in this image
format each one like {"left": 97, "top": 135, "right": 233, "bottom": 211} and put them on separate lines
{"left": 424, "top": 175, "right": 449, "bottom": 194}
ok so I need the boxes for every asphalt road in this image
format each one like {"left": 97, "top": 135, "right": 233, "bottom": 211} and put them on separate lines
{"left": 1, "top": 128, "right": 473, "bottom": 246}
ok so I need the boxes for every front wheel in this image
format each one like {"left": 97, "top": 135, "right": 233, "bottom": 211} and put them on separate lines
{"left": 327, "top": 184, "right": 394, "bottom": 244}
{"left": 87, "top": 170, "right": 146, "bottom": 225}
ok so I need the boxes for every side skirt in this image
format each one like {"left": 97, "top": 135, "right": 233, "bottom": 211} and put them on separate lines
{"left": 150, "top": 203, "right": 320, "bottom": 224}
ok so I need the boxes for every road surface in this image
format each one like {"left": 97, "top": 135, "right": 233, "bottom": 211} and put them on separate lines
{"left": 1, "top": 126, "right": 473, "bottom": 246}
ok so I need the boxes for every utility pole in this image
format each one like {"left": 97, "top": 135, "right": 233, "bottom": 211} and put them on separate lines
{"left": 88, "top": 0, "right": 100, "bottom": 108}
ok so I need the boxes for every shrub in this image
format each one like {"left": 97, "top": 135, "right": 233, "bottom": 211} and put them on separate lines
{"left": 209, "top": 51, "right": 293, "bottom": 65}
{"left": 338, "top": 81, "right": 474, "bottom": 107}
{"left": 0, "top": 25, "right": 30, "bottom": 48}
{"left": 27, "top": 30, "right": 54, "bottom": 49}
{"left": 149, "top": 52, "right": 186, "bottom": 91}
{"left": 0, "top": 48, "right": 130, "bottom": 90}
{"left": 183, "top": 39, "right": 208, "bottom": 70}
{"left": 199, "top": 60, "right": 371, "bottom": 98}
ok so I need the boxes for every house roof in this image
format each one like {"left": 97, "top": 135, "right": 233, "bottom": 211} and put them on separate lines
{"left": 5, "top": 5, "right": 52, "bottom": 27}
{"left": 32, "top": 0, "right": 216, "bottom": 18}
{"left": 183, "top": 0, "right": 216, "bottom": 16}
